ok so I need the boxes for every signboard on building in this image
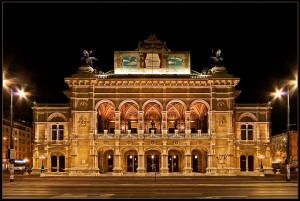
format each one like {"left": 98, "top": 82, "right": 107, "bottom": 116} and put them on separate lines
{"left": 145, "top": 53, "right": 161, "bottom": 68}
{"left": 114, "top": 51, "right": 190, "bottom": 74}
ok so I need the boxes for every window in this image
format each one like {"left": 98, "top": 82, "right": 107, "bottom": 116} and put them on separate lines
{"left": 241, "top": 124, "right": 253, "bottom": 140}
{"left": 51, "top": 124, "right": 64, "bottom": 140}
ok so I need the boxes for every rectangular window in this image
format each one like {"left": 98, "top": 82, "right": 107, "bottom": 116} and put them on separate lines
{"left": 51, "top": 124, "right": 64, "bottom": 140}
{"left": 241, "top": 124, "right": 254, "bottom": 140}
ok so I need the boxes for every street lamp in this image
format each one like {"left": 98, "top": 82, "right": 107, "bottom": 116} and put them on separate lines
{"left": 40, "top": 155, "right": 45, "bottom": 173}
{"left": 274, "top": 79, "right": 297, "bottom": 181}
{"left": 151, "top": 155, "right": 156, "bottom": 183}
{"left": 24, "top": 158, "right": 29, "bottom": 174}
{"left": 3, "top": 78, "right": 28, "bottom": 182}
{"left": 40, "top": 156, "right": 45, "bottom": 173}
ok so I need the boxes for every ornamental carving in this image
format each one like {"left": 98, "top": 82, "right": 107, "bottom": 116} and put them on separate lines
{"left": 78, "top": 116, "right": 88, "bottom": 127}
{"left": 217, "top": 100, "right": 226, "bottom": 110}
{"left": 77, "top": 100, "right": 88, "bottom": 110}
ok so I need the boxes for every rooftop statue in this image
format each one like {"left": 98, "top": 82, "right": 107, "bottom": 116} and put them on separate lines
{"left": 210, "top": 49, "right": 223, "bottom": 67}
{"left": 81, "top": 50, "right": 98, "bottom": 67}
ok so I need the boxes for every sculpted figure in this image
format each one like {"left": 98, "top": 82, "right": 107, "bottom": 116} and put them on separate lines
{"left": 210, "top": 49, "right": 223, "bottom": 66}
{"left": 151, "top": 120, "right": 155, "bottom": 129}
{"left": 81, "top": 50, "right": 98, "bottom": 67}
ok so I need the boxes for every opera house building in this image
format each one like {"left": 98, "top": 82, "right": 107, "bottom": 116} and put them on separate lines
{"left": 32, "top": 35, "right": 274, "bottom": 176}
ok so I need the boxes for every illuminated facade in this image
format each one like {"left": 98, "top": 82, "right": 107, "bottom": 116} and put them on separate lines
{"left": 271, "top": 131, "right": 298, "bottom": 172}
{"left": 2, "top": 118, "right": 33, "bottom": 169}
{"left": 32, "top": 35, "right": 274, "bottom": 176}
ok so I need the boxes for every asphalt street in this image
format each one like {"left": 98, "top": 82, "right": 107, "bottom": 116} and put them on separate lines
{"left": 2, "top": 171, "right": 298, "bottom": 199}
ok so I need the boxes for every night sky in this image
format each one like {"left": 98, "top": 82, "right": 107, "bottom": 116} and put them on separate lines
{"left": 3, "top": 2, "right": 298, "bottom": 135}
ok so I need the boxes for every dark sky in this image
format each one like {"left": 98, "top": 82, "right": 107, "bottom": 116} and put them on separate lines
{"left": 3, "top": 2, "right": 298, "bottom": 135}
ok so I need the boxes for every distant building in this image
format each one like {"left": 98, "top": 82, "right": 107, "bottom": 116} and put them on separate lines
{"left": 271, "top": 131, "right": 298, "bottom": 173}
{"left": 31, "top": 35, "right": 274, "bottom": 176}
{"left": 2, "top": 118, "right": 33, "bottom": 169}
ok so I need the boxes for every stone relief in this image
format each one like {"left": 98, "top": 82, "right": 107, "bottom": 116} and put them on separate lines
{"left": 77, "top": 100, "right": 88, "bottom": 110}
{"left": 78, "top": 116, "right": 87, "bottom": 127}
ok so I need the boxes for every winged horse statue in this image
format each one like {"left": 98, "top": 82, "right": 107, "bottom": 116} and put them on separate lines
{"left": 81, "top": 50, "right": 98, "bottom": 67}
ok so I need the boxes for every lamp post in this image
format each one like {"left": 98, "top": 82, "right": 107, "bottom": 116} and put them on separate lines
{"left": 9, "top": 87, "right": 15, "bottom": 182}
{"left": 24, "top": 158, "right": 29, "bottom": 175}
{"left": 3, "top": 78, "right": 27, "bottom": 182}
{"left": 275, "top": 80, "right": 297, "bottom": 181}
{"left": 286, "top": 85, "right": 291, "bottom": 181}
{"left": 40, "top": 155, "right": 45, "bottom": 173}
{"left": 151, "top": 155, "right": 156, "bottom": 183}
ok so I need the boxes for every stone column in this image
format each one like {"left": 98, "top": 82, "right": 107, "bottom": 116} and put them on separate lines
{"left": 90, "top": 140, "right": 100, "bottom": 175}
{"left": 161, "top": 111, "right": 168, "bottom": 138}
{"left": 206, "top": 138, "right": 217, "bottom": 175}
{"left": 138, "top": 111, "right": 145, "bottom": 138}
{"left": 183, "top": 141, "right": 193, "bottom": 175}
{"left": 114, "top": 111, "right": 121, "bottom": 138}
{"left": 112, "top": 140, "right": 123, "bottom": 176}
{"left": 185, "top": 111, "right": 191, "bottom": 138}
{"left": 160, "top": 140, "right": 169, "bottom": 176}
{"left": 136, "top": 141, "right": 146, "bottom": 176}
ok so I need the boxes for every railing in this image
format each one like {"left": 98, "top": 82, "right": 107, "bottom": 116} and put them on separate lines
{"left": 95, "top": 73, "right": 210, "bottom": 80}
{"left": 33, "top": 140, "right": 70, "bottom": 145}
{"left": 95, "top": 132, "right": 210, "bottom": 139}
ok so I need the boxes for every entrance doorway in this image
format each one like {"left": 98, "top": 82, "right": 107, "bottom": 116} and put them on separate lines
{"left": 146, "top": 155, "right": 159, "bottom": 172}
{"left": 127, "top": 155, "right": 138, "bottom": 172}
{"left": 168, "top": 155, "right": 179, "bottom": 172}
{"left": 108, "top": 154, "right": 113, "bottom": 172}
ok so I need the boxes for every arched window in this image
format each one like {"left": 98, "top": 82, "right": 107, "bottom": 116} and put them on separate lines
{"left": 51, "top": 156, "right": 57, "bottom": 172}
{"left": 248, "top": 155, "right": 254, "bottom": 171}
{"left": 240, "top": 155, "right": 246, "bottom": 171}
{"left": 59, "top": 156, "right": 65, "bottom": 172}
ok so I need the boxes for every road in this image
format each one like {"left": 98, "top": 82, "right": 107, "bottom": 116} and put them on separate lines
{"left": 2, "top": 172, "right": 298, "bottom": 199}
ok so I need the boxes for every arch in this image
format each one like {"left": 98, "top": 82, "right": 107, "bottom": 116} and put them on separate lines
{"left": 123, "top": 149, "right": 139, "bottom": 173}
{"left": 191, "top": 149, "right": 208, "bottom": 173}
{"left": 98, "top": 149, "right": 115, "bottom": 173}
{"left": 248, "top": 155, "right": 254, "bottom": 171}
{"left": 144, "top": 147, "right": 162, "bottom": 154}
{"left": 95, "top": 100, "right": 116, "bottom": 133}
{"left": 167, "top": 147, "right": 185, "bottom": 153}
{"left": 49, "top": 152, "right": 66, "bottom": 173}
{"left": 142, "top": 99, "right": 163, "bottom": 110}
{"left": 144, "top": 149, "right": 161, "bottom": 172}
{"left": 190, "top": 99, "right": 210, "bottom": 111}
{"left": 47, "top": 112, "right": 67, "bottom": 122}
{"left": 166, "top": 99, "right": 187, "bottom": 110}
{"left": 118, "top": 99, "right": 140, "bottom": 111}
{"left": 120, "top": 147, "right": 139, "bottom": 154}
{"left": 238, "top": 112, "right": 258, "bottom": 122}
{"left": 98, "top": 147, "right": 115, "bottom": 154}
{"left": 120, "top": 104, "right": 138, "bottom": 120}
{"left": 167, "top": 148, "right": 185, "bottom": 172}
{"left": 49, "top": 152, "right": 65, "bottom": 157}
{"left": 166, "top": 100, "right": 187, "bottom": 122}
{"left": 191, "top": 147, "right": 209, "bottom": 153}
{"left": 95, "top": 99, "right": 116, "bottom": 111}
